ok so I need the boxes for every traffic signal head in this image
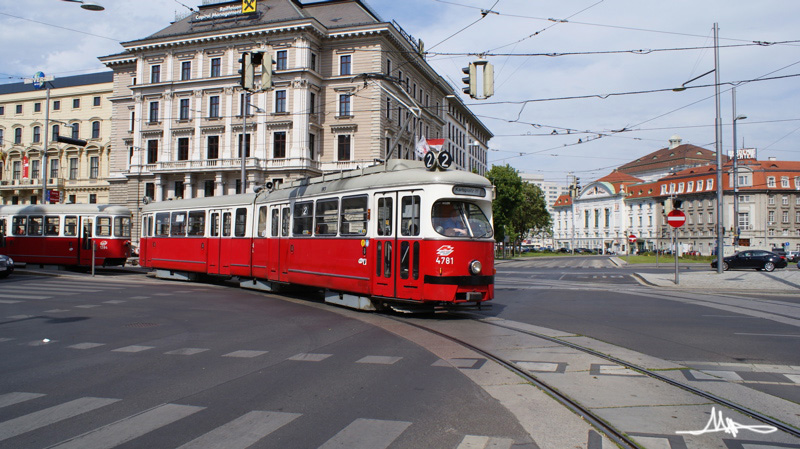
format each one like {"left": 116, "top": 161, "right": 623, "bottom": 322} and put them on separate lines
{"left": 462, "top": 63, "right": 477, "bottom": 98}
{"left": 483, "top": 61, "right": 494, "bottom": 98}
{"left": 238, "top": 52, "right": 254, "bottom": 91}
{"left": 258, "top": 52, "right": 274, "bottom": 92}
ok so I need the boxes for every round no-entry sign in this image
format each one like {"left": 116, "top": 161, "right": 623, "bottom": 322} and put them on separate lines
{"left": 628, "top": 234, "right": 637, "bottom": 243}
{"left": 667, "top": 209, "right": 687, "bottom": 228}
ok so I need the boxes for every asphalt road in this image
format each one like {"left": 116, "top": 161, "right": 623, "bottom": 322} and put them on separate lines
{"left": 488, "top": 255, "right": 800, "bottom": 403}
{"left": 0, "top": 272, "right": 532, "bottom": 449}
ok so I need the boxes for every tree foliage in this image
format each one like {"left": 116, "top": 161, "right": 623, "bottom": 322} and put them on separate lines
{"left": 486, "top": 164, "right": 551, "bottom": 243}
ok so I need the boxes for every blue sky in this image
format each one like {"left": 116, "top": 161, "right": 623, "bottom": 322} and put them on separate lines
{"left": 2, "top": 0, "right": 799, "bottom": 184}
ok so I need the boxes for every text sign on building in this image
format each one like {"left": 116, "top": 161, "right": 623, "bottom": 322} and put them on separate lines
{"left": 667, "top": 210, "right": 686, "bottom": 228}
{"left": 242, "top": 0, "right": 256, "bottom": 13}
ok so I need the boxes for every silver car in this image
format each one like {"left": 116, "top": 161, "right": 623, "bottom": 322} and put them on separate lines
{"left": 0, "top": 254, "right": 14, "bottom": 279}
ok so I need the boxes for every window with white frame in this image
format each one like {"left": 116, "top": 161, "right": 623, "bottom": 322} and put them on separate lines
{"left": 181, "top": 61, "right": 191, "bottom": 80}
{"left": 796, "top": 211, "right": 800, "bottom": 223}
{"left": 148, "top": 101, "right": 159, "bottom": 123}
{"left": 707, "top": 178, "right": 713, "bottom": 190}
{"left": 687, "top": 181, "right": 694, "bottom": 192}
{"left": 338, "top": 93, "right": 351, "bottom": 117}
{"left": 781, "top": 176, "right": 789, "bottom": 188}
{"left": 768, "top": 195, "right": 775, "bottom": 205}
{"left": 768, "top": 210, "right": 775, "bottom": 223}
{"left": 660, "top": 184, "right": 667, "bottom": 194}
{"left": 339, "top": 54, "right": 352, "bottom": 76}
{"left": 678, "top": 182, "right": 684, "bottom": 193}
{"left": 767, "top": 176, "right": 775, "bottom": 188}
{"left": 276, "top": 50, "right": 287, "bottom": 71}
{"left": 782, "top": 210, "right": 789, "bottom": 223}
{"left": 782, "top": 195, "right": 789, "bottom": 206}
{"left": 274, "top": 90, "right": 287, "bottom": 113}
{"left": 150, "top": 65, "right": 161, "bottom": 83}
{"left": 209, "top": 96, "right": 220, "bottom": 118}
{"left": 337, "top": 134, "right": 351, "bottom": 161}
{"left": 210, "top": 57, "right": 221, "bottom": 77}
{"left": 738, "top": 212, "right": 749, "bottom": 230}
{"left": 697, "top": 179, "right": 704, "bottom": 191}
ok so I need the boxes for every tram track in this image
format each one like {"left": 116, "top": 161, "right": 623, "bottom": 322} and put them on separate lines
{"left": 388, "top": 312, "right": 800, "bottom": 448}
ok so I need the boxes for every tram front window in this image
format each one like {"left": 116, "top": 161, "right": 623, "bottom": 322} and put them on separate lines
{"left": 432, "top": 200, "right": 492, "bottom": 238}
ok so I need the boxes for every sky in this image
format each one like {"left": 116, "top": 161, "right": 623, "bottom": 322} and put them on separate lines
{"left": 2, "top": 0, "right": 799, "bottom": 185}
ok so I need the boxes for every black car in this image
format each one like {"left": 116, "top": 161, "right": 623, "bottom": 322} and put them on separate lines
{"left": 0, "top": 254, "right": 14, "bottom": 279}
{"left": 711, "top": 250, "right": 788, "bottom": 272}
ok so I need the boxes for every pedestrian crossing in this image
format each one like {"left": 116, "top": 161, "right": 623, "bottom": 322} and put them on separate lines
{"left": 0, "top": 391, "right": 518, "bottom": 449}
{"left": 497, "top": 257, "right": 615, "bottom": 269}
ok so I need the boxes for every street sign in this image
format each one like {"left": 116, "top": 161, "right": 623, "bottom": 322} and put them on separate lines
{"left": 628, "top": 234, "right": 637, "bottom": 243}
{"left": 48, "top": 190, "right": 60, "bottom": 203}
{"left": 24, "top": 71, "right": 54, "bottom": 90}
{"left": 667, "top": 209, "right": 687, "bottom": 228}
{"left": 436, "top": 150, "right": 452, "bottom": 169}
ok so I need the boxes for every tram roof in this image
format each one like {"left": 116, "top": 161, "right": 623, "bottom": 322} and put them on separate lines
{"left": 259, "top": 160, "right": 492, "bottom": 203}
{"left": 0, "top": 204, "right": 131, "bottom": 216}
{"left": 141, "top": 193, "right": 256, "bottom": 213}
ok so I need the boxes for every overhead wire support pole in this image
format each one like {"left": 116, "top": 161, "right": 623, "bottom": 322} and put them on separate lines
{"left": 713, "top": 23, "right": 724, "bottom": 274}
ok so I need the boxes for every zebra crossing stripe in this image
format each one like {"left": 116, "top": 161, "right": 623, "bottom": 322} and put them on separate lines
{"left": 50, "top": 403, "right": 204, "bottom": 449}
{"left": 0, "top": 392, "right": 45, "bottom": 409}
{"left": 176, "top": 410, "right": 301, "bottom": 449}
{"left": 457, "top": 435, "right": 515, "bottom": 449}
{"left": 0, "top": 294, "right": 50, "bottom": 300}
{"left": 0, "top": 397, "right": 120, "bottom": 442}
{"left": 318, "top": 418, "right": 411, "bottom": 449}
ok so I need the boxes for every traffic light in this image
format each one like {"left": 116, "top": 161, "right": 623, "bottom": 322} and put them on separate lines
{"left": 482, "top": 61, "right": 494, "bottom": 98}
{"left": 462, "top": 63, "right": 477, "bottom": 98}
{"left": 239, "top": 52, "right": 254, "bottom": 91}
{"left": 255, "top": 52, "right": 274, "bottom": 92}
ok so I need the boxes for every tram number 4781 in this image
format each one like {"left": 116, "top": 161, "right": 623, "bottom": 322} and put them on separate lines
{"left": 436, "top": 256, "right": 454, "bottom": 265}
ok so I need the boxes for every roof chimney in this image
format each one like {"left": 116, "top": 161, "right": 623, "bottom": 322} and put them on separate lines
{"left": 668, "top": 135, "right": 682, "bottom": 149}
{"left": 768, "top": 156, "right": 777, "bottom": 161}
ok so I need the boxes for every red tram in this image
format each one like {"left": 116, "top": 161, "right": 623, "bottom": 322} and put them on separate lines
{"left": 0, "top": 204, "right": 132, "bottom": 267}
{"left": 140, "top": 160, "right": 495, "bottom": 311}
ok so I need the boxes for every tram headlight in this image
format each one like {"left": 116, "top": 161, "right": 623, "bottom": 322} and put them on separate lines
{"left": 469, "top": 260, "right": 482, "bottom": 275}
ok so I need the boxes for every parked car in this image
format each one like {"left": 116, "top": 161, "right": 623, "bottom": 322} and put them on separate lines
{"left": 711, "top": 250, "right": 788, "bottom": 272}
{"left": 0, "top": 254, "right": 14, "bottom": 279}
{"left": 787, "top": 250, "right": 800, "bottom": 263}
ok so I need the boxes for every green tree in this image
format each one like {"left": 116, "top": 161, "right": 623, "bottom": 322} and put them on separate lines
{"left": 486, "top": 164, "right": 551, "bottom": 244}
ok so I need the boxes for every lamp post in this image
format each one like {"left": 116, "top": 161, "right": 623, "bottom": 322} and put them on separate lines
{"left": 673, "top": 23, "right": 723, "bottom": 273}
{"left": 732, "top": 86, "right": 747, "bottom": 249}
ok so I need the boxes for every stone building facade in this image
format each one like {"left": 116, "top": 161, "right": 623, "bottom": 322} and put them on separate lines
{"left": 98, "top": 0, "right": 491, "bottom": 245}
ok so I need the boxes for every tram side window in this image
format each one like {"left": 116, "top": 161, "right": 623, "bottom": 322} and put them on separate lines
{"left": 96, "top": 216, "right": 112, "bottom": 237}
{"left": 155, "top": 212, "right": 170, "bottom": 236}
{"left": 400, "top": 195, "right": 421, "bottom": 236}
{"left": 234, "top": 208, "right": 247, "bottom": 237}
{"left": 141, "top": 215, "right": 153, "bottom": 237}
{"left": 271, "top": 208, "right": 279, "bottom": 237}
{"left": 64, "top": 216, "right": 78, "bottom": 236}
{"left": 170, "top": 212, "right": 187, "bottom": 236}
{"left": 315, "top": 199, "right": 338, "bottom": 236}
{"left": 222, "top": 212, "right": 232, "bottom": 237}
{"left": 114, "top": 216, "right": 132, "bottom": 238}
{"left": 210, "top": 212, "right": 219, "bottom": 237}
{"left": 293, "top": 201, "right": 313, "bottom": 236}
{"left": 281, "top": 207, "right": 290, "bottom": 237}
{"left": 187, "top": 211, "right": 204, "bottom": 236}
{"left": 12, "top": 216, "right": 27, "bottom": 235}
{"left": 341, "top": 195, "right": 368, "bottom": 236}
{"left": 0, "top": 218, "right": 5, "bottom": 237}
{"left": 257, "top": 206, "right": 267, "bottom": 237}
{"left": 45, "top": 216, "right": 60, "bottom": 236}
{"left": 28, "top": 216, "right": 44, "bottom": 236}
{"left": 377, "top": 197, "right": 393, "bottom": 236}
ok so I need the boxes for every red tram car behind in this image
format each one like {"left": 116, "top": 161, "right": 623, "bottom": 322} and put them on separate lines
{"left": 0, "top": 204, "right": 132, "bottom": 268}
{"left": 140, "top": 160, "right": 495, "bottom": 311}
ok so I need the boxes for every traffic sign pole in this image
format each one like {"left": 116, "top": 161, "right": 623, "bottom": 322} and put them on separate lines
{"left": 666, "top": 210, "right": 686, "bottom": 285}
{"left": 674, "top": 227, "right": 679, "bottom": 285}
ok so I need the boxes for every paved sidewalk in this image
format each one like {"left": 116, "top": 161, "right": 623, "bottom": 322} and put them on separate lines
{"left": 633, "top": 265, "right": 800, "bottom": 292}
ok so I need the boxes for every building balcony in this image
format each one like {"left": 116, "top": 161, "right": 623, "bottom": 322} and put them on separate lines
{"left": 127, "top": 158, "right": 381, "bottom": 177}
{"left": 0, "top": 177, "right": 65, "bottom": 191}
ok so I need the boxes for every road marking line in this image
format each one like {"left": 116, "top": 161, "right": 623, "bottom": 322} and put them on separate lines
{"left": 112, "top": 345, "right": 154, "bottom": 353}
{"left": 458, "top": 435, "right": 515, "bottom": 449}
{"left": 223, "top": 350, "right": 268, "bottom": 358}
{"left": 0, "top": 300, "right": 22, "bottom": 304}
{"left": 318, "top": 418, "right": 411, "bottom": 449}
{"left": 165, "top": 348, "right": 209, "bottom": 356}
{"left": 0, "top": 294, "right": 50, "bottom": 300}
{"left": 0, "top": 392, "right": 45, "bottom": 409}
{"left": 0, "top": 397, "right": 119, "bottom": 442}
{"left": 68, "top": 343, "right": 106, "bottom": 350}
{"left": 356, "top": 356, "right": 402, "bottom": 365}
{"left": 734, "top": 333, "right": 800, "bottom": 338}
{"left": 176, "top": 410, "right": 301, "bottom": 449}
{"left": 288, "top": 353, "right": 332, "bottom": 362}
{"left": 50, "top": 403, "right": 204, "bottom": 449}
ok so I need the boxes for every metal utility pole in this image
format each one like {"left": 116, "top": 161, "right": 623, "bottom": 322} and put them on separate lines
{"left": 24, "top": 72, "right": 54, "bottom": 203}
{"left": 713, "top": 23, "right": 724, "bottom": 274}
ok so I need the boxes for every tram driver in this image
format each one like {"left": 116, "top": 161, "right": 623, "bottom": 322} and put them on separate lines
{"left": 432, "top": 202, "right": 468, "bottom": 237}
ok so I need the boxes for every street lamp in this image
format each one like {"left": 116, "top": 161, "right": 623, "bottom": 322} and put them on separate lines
{"left": 60, "top": 0, "right": 105, "bottom": 11}
{"left": 732, "top": 86, "right": 747, "bottom": 248}
{"left": 673, "top": 23, "right": 724, "bottom": 273}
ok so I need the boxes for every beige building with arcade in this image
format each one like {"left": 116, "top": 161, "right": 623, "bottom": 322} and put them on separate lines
{"left": 0, "top": 73, "right": 113, "bottom": 205}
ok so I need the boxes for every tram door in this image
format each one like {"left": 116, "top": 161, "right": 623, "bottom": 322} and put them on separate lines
{"left": 372, "top": 193, "right": 397, "bottom": 298}
{"left": 266, "top": 204, "right": 290, "bottom": 282}
{"left": 78, "top": 216, "right": 93, "bottom": 266}
{"left": 207, "top": 210, "right": 231, "bottom": 275}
